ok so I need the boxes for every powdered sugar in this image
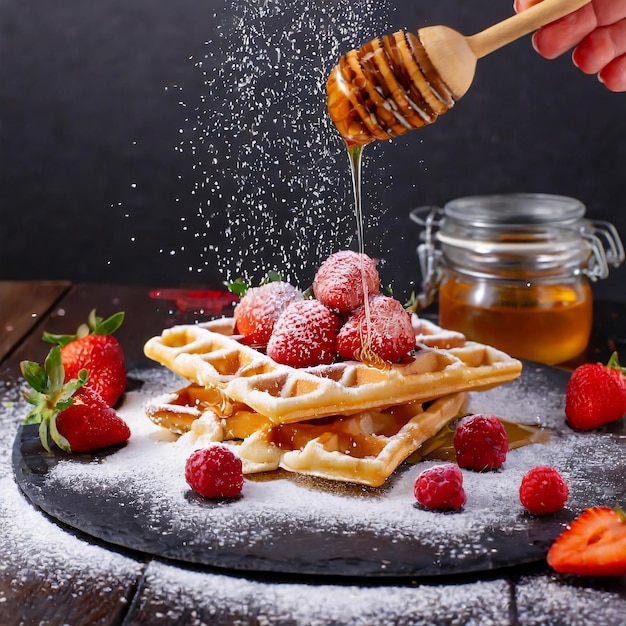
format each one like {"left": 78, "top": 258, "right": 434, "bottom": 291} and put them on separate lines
{"left": 3, "top": 362, "right": 626, "bottom": 623}
{"left": 134, "top": 560, "right": 512, "bottom": 625}
{"left": 16, "top": 363, "right": 626, "bottom": 578}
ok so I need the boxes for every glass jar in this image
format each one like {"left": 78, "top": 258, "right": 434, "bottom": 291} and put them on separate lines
{"left": 410, "top": 194, "right": 624, "bottom": 365}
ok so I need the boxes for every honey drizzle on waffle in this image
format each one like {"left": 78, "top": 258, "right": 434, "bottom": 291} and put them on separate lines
{"left": 144, "top": 316, "right": 521, "bottom": 425}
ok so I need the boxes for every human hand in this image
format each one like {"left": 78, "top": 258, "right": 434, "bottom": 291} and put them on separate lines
{"left": 514, "top": 0, "right": 626, "bottom": 91}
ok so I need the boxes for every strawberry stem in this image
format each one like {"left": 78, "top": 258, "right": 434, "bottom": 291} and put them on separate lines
{"left": 607, "top": 352, "right": 626, "bottom": 375}
{"left": 20, "top": 346, "right": 88, "bottom": 453}
{"left": 42, "top": 309, "right": 124, "bottom": 345}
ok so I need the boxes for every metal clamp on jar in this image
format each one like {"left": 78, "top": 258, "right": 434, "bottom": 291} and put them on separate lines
{"left": 410, "top": 193, "right": 625, "bottom": 365}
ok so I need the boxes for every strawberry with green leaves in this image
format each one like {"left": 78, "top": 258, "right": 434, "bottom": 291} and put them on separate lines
{"left": 43, "top": 309, "right": 127, "bottom": 406}
{"left": 565, "top": 352, "right": 626, "bottom": 430}
{"left": 21, "top": 346, "right": 131, "bottom": 453}
{"left": 547, "top": 506, "right": 626, "bottom": 576}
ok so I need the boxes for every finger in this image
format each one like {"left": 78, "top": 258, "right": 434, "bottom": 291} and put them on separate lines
{"left": 592, "top": 0, "right": 626, "bottom": 27}
{"left": 531, "top": 4, "right": 598, "bottom": 58}
{"left": 514, "top": 0, "right": 626, "bottom": 23}
{"left": 598, "top": 54, "right": 626, "bottom": 91}
{"left": 513, "top": 0, "right": 543, "bottom": 11}
{"left": 572, "top": 19, "right": 626, "bottom": 73}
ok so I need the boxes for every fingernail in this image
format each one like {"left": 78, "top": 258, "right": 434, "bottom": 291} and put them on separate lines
{"left": 531, "top": 32, "right": 540, "bottom": 53}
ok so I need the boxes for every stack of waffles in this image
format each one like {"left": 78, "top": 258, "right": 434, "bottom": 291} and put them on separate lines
{"left": 143, "top": 315, "right": 522, "bottom": 487}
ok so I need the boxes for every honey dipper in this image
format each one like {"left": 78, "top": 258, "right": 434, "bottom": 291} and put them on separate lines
{"left": 327, "top": 0, "right": 592, "bottom": 145}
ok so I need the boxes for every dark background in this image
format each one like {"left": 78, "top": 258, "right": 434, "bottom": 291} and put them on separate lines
{"left": 1, "top": 0, "right": 624, "bottom": 302}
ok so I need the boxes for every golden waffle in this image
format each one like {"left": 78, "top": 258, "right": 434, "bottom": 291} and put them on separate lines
{"left": 143, "top": 316, "right": 521, "bottom": 424}
{"left": 145, "top": 384, "right": 270, "bottom": 439}
{"left": 237, "top": 392, "right": 467, "bottom": 486}
{"left": 145, "top": 382, "right": 466, "bottom": 487}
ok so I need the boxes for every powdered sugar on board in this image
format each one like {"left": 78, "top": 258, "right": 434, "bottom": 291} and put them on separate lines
{"left": 13, "top": 362, "right": 626, "bottom": 578}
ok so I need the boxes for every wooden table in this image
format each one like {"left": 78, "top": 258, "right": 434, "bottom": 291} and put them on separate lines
{"left": 1, "top": 282, "right": 626, "bottom": 625}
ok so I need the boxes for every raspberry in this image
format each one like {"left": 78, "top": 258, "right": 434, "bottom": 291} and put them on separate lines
{"left": 313, "top": 250, "right": 380, "bottom": 313}
{"left": 336, "top": 294, "right": 415, "bottom": 363}
{"left": 414, "top": 463, "right": 466, "bottom": 511}
{"left": 453, "top": 413, "right": 508, "bottom": 471}
{"left": 233, "top": 281, "right": 303, "bottom": 346}
{"left": 185, "top": 445, "right": 244, "bottom": 498}
{"left": 519, "top": 466, "right": 569, "bottom": 515}
{"left": 266, "top": 299, "right": 340, "bottom": 367}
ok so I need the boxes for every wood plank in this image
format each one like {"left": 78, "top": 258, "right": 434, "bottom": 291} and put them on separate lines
{"left": 0, "top": 280, "right": 71, "bottom": 363}
{"left": 2, "top": 283, "right": 232, "bottom": 369}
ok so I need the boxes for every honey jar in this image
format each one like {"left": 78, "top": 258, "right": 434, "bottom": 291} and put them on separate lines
{"left": 411, "top": 194, "right": 624, "bottom": 365}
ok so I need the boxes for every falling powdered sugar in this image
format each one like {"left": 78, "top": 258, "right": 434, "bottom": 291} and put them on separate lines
{"left": 163, "top": 0, "right": 393, "bottom": 285}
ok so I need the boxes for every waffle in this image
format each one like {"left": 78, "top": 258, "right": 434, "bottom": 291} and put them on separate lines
{"left": 326, "top": 30, "right": 455, "bottom": 145}
{"left": 236, "top": 392, "right": 466, "bottom": 486}
{"left": 143, "top": 316, "right": 521, "bottom": 425}
{"left": 145, "top": 383, "right": 466, "bottom": 487}
{"left": 145, "top": 384, "right": 270, "bottom": 439}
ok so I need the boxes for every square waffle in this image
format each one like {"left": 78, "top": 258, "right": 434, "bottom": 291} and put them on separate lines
{"left": 143, "top": 315, "right": 521, "bottom": 424}
{"left": 145, "top": 383, "right": 467, "bottom": 487}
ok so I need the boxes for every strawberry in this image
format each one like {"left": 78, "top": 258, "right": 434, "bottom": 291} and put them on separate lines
{"left": 20, "top": 346, "right": 131, "bottom": 453}
{"left": 266, "top": 299, "right": 340, "bottom": 367}
{"left": 547, "top": 506, "right": 626, "bottom": 576}
{"left": 336, "top": 294, "right": 415, "bottom": 363}
{"left": 564, "top": 352, "right": 626, "bottom": 430}
{"left": 233, "top": 281, "right": 303, "bottom": 347}
{"left": 43, "top": 309, "right": 127, "bottom": 406}
{"left": 313, "top": 250, "right": 380, "bottom": 313}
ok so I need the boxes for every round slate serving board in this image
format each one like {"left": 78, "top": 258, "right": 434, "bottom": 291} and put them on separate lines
{"left": 12, "top": 361, "right": 626, "bottom": 579}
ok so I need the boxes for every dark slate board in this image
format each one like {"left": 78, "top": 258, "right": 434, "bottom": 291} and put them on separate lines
{"left": 12, "top": 361, "right": 626, "bottom": 579}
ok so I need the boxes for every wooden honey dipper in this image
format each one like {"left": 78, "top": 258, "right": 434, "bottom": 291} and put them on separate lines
{"left": 327, "top": 0, "right": 592, "bottom": 145}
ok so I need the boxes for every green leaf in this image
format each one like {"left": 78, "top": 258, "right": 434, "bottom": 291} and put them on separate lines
{"left": 44, "top": 346, "right": 65, "bottom": 392}
{"left": 404, "top": 291, "right": 418, "bottom": 310}
{"left": 22, "top": 388, "right": 45, "bottom": 408}
{"left": 92, "top": 311, "right": 125, "bottom": 336}
{"left": 607, "top": 351, "right": 626, "bottom": 374}
{"left": 20, "top": 360, "right": 49, "bottom": 393}
{"left": 263, "top": 270, "right": 282, "bottom": 284}
{"left": 38, "top": 419, "right": 52, "bottom": 454}
{"left": 41, "top": 332, "right": 76, "bottom": 347}
{"left": 42, "top": 309, "right": 124, "bottom": 344}
{"left": 23, "top": 404, "right": 45, "bottom": 425}
{"left": 228, "top": 278, "right": 249, "bottom": 297}
{"left": 87, "top": 308, "right": 100, "bottom": 331}
{"left": 49, "top": 414, "right": 70, "bottom": 452}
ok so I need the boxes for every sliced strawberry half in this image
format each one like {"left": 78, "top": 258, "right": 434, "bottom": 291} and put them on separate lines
{"left": 547, "top": 506, "right": 626, "bottom": 576}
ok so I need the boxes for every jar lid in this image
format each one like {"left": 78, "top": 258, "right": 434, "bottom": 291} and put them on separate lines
{"left": 443, "top": 193, "right": 586, "bottom": 229}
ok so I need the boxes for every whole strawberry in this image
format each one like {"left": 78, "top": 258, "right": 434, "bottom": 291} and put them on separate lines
{"left": 267, "top": 299, "right": 340, "bottom": 367}
{"left": 336, "top": 293, "right": 415, "bottom": 363}
{"left": 43, "top": 309, "right": 127, "bottom": 406}
{"left": 313, "top": 250, "right": 380, "bottom": 313}
{"left": 565, "top": 352, "right": 626, "bottom": 430}
{"left": 21, "top": 346, "right": 131, "bottom": 453}
{"left": 233, "top": 280, "right": 303, "bottom": 347}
